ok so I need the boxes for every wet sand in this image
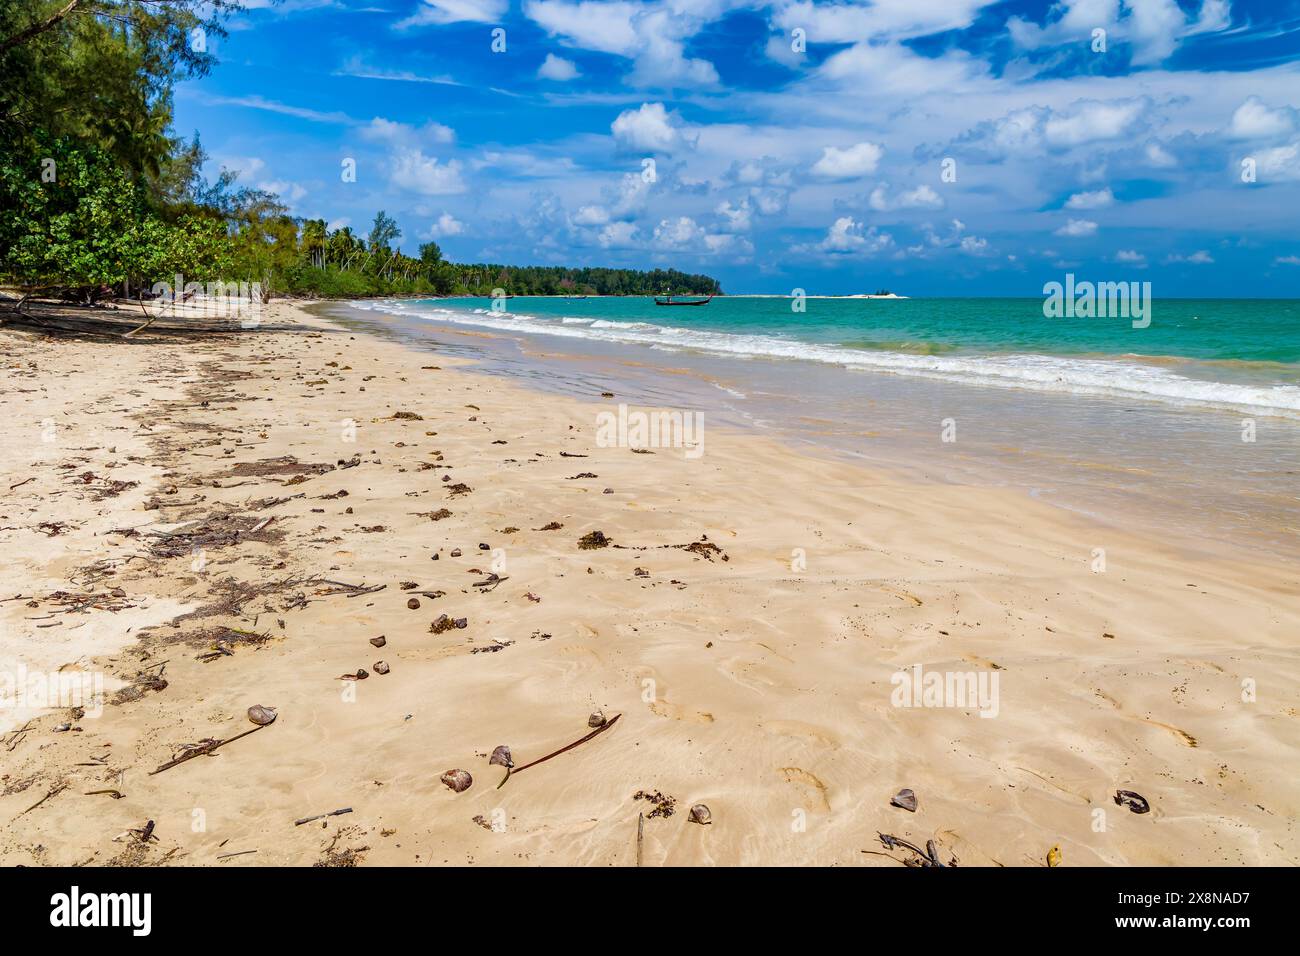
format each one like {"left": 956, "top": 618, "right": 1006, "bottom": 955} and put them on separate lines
{"left": 1, "top": 301, "right": 1296, "bottom": 866}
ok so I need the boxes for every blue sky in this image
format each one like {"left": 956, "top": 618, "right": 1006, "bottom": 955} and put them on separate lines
{"left": 175, "top": 0, "right": 1300, "bottom": 295}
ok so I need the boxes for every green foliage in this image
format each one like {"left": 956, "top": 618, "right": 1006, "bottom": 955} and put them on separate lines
{"left": 0, "top": 135, "right": 229, "bottom": 295}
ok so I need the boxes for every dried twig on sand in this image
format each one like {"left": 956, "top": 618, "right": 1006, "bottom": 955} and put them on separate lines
{"left": 149, "top": 724, "right": 267, "bottom": 775}
{"left": 294, "top": 807, "right": 353, "bottom": 826}
{"left": 876, "top": 832, "right": 955, "bottom": 867}
{"left": 502, "top": 713, "right": 622, "bottom": 786}
{"left": 21, "top": 782, "right": 68, "bottom": 816}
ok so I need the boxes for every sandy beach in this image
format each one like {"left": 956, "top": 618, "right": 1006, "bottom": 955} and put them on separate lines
{"left": 1, "top": 301, "right": 1296, "bottom": 867}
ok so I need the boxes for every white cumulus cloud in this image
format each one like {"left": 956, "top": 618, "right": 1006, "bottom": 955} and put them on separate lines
{"left": 811, "top": 142, "right": 884, "bottom": 180}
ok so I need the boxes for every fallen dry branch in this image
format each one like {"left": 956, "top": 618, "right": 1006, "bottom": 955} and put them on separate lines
{"left": 149, "top": 724, "right": 267, "bottom": 775}
{"left": 505, "top": 713, "right": 622, "bottom": 784}
{"left": 876, "top": 832, "right": 955, "bottom": 868}
{"left": 21, "top": 782, "right": 68, "bottom": 816}
{"left": 294, "top": 807, "right": 353, "bottom": 826}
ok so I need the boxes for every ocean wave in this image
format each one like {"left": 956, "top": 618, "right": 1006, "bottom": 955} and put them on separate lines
{"left": 351, "top": 299, "right": 1300, "bottom": 418}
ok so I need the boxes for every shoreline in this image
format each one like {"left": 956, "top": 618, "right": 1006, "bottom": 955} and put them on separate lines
{"left": 335, "top": 298, "right": 1300, "bottom": 562}
{"left": 1, "top": 301, "right": 1297, "bottom": 866}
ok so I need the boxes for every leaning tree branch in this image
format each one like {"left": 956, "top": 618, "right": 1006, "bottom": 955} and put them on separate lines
{"left": 0, "top": 0, "right": 84, "bottom": 57}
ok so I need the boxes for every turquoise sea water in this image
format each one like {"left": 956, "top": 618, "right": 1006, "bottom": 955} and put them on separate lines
{"left": 355, "top": 296, "right": 1300, "bottom": 418}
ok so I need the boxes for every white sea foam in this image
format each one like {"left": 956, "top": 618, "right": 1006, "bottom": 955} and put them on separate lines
{"left": 349, "top": 299, "right": 1300, "bottom": 418}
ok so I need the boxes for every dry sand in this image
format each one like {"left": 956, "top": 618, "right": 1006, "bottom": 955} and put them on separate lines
{"left": 0, "top": 301, "right": 1296, "bottom": 867}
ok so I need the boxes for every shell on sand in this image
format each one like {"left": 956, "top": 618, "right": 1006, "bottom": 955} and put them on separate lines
{"left": 370, "top": 636, "right": 386, "bottom": 648}
{"left": 374, "top": 661, "right": 390, "bottom": 675}
{"left": 688, "top": 804, "right": 712, "bottom": 825}
{"left": 441, "top": 769, "right": 473, "bottom": 792}
{"left": 588, "top": 710, "right": 607, "bottom": 728}
{"left": 247, "top": 704, "right": 278, "bottom": 726}
{"left": 489, "top": 745, "right": 513, "bottom": 769}
{"left": 890, "top": 788, "right": 918, "bottom": 812}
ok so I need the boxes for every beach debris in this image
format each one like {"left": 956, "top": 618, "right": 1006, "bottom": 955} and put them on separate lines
{"left": 228, "top": 456, "right": 334, "bottom": 479}
{"left": 217, "top": 849, "right": 258, "bottom": 860}
{"left": 407, "top": 598, "right": 421, "bottom": 610}
{"left": 450, "top": 548, "right": 462, "bottom": 557}
{"left": 672, "top": 537, "right": 728, "bottom": 562}
{"left": 374, "top": 661, "right": 390, "bottom": 675}
{"left": 568, "top": 472, "right": 597, "bottom": 479}
{"left": 890, "top": 788, "right": 918, "bottom": 812}
{"left": 370, "top": 635, "right": 386, "bottom": 648}
{"left": 633, "top": 789, "right": 676, "bottom": 819}
{"left": 877, "top": 833, "right": 954, "bottom": 868}
{"left": 446, "top": 482, "right": 472, "bottom": 497}
{"left": 536, "top": 521, "right": 563, "bottom": 531}
{"left": 430, "top": 614, "right": 468, "bottom": 634}
{"left": 1113, "top": 790, "right": 1151, "bottom": 814}
{"left": 478, "top": 542, "right": 490, "bottom": 551}
{"left": 636, "top": 812, "right": 644, "bottom": 867}
{"left": 85, "top": 789, "right": 125, "bottom": 799}
{"left": 473, "top": 815, "right": 494, "bottom": 830}
{"left": 441, "top": 769, "right": 473, "bottom": 793}
{"left": 315, "top": 828, "right": 369, "bottom": 867}
{"left": 1047, "top": 844, "right": 1062, "bottom": 868}
{"left": 150, "top": 718, "right": 272, "bottom": 775}
{"left": 490, "top": 745, "right": 515, "bottom": 788}
{"left": 311, "top": 579, "right": 386, "bottom": 599}
{"left": 500, "top": 713, "right": 622, "bottom": 787}
{"left": 111, "top": 672, "right": 169, "bottom": 705}
{"left": 470, "top": 640, "right": 513, "bottom": 654}
{"left": 578, "top": 530, "right": 611, "bottom": 550}
{"left": 472, "top": 572, "right": 507, "bottom": 591}
{"left": 20, "top": 782, "right": 69, "bottom": 816}
{"left": 414, "top": 508, "right": 453, "bottom": 521}
{"left": 294, "top": 807, "right": 353, "bottom": 826}
{"left": 524, "top": 591, "right": 541, "bottom": 603}
{"left": 339, "top": 669, "right": 369, "bottom": 681}
{"left": 247, "top": 704, "right": 278, "bottom": 726}
{"left": 688, "top": 804, "right": 712, "bottom": 825}
{"left": 389, "top": 411, "right": 423, "bottom": 421}
{"left": 196, "top": 639, "right": 235, "bottom": 663}
{"left": 588, "top": 711, "right": 607, "bottom": 728}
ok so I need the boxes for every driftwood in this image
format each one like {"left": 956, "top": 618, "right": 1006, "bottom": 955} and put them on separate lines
{"left": 309, "top": 578, "right": 386, "bottom": 598}
{"left": 123, "top": 299, "right": 157, "bottom": 338}
{"left": 502, "top": 713, "right": 622, "bottom": 785}
{"left": 217, "top": 849, "right": 258, "bottom": 860}
{"left": 149, "top": 723, "right": 267, "bottom": 775}
{"left": 294, "top": 807, "right": 353, "bottom": 826}
{"left": 20, "top": 782, "right": 67, "bottom": 815}
{"left": 877, "top": 832, "right": 955, "bottom": 867}
{"left": 636, "top": 812, "right": 645, "bottom": 867}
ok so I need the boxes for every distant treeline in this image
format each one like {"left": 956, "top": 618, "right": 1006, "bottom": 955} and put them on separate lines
{"left": 0, "top": 2, "right": 719, "bottom": 305}
{"left": 405, "top": 263, "right": 723, "bottom": 297}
